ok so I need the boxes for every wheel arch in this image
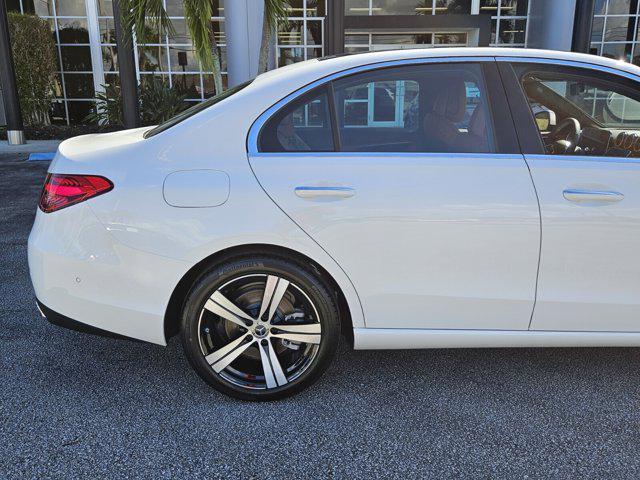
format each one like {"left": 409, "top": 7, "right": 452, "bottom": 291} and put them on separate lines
{"left": 164, "top": 243, "right": 355, "bottom": 345}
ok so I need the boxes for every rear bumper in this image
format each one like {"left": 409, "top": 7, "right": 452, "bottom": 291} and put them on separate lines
{"left": 28, "top": 204, "right": 191, "bottom": 346}
{"left": 37, "top": 300, "right": 137, "bottom": 341}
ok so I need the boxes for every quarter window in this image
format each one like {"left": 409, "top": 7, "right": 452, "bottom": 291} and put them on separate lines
{"left": 258, "top": 89, "right": 334, "bottom": 152}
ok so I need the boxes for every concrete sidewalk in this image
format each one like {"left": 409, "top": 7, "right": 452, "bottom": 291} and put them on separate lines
{"left": 0, "top": 139, "right": 61, "bottom": 155}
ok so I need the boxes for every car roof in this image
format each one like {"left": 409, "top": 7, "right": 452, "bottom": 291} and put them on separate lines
{"left": 253, "top": 47, "right": 640, "bottom": 89}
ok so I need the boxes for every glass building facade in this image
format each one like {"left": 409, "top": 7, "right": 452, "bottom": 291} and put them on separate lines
{"left": 5, "top": 0, "right": 640, "bottom": 126}
{"left": 8, "top": 0, "right": 226, "bottom": 124}
{"left": 590, "top": 0, "right": 640, "bottom": 64}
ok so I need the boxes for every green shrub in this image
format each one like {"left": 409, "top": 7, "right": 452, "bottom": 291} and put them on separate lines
{"left": 86, "top": 76, "right": 188, "bottom": 127}
{"left": 139, "top": 76, "right": 189, "bottom": 125}
{"left": 8, "top": 13, "right": 57, "bottom": 126}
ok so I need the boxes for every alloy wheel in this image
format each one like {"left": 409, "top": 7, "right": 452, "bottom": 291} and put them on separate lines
{"left": 197, "top": 274, "right": 323, "bottom": 390}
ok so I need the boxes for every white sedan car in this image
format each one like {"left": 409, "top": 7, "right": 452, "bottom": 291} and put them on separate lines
{"left": 29, "top": 48, "right": 640, "bottom": 400}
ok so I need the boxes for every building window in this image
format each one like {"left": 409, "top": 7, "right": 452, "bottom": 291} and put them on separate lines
{"left": 480, "top": 0, "right": 530, "bottom": 47}
{"left": 276, "top": 0, "right": 326, "bottom": 67}
{"left": 591, "top": 0, "right": 640, "bottom": 65}
{"left": 96, "top": 0, "right": 227, "bottom": 108}
{"left": 345, "top": 32, "right": 468, "bottom": 52}
{"left": 345, "top": 0, "right": 472, "bottom": 15}
{"left": 17, "top": 0, "right": 96, "bottom": 124}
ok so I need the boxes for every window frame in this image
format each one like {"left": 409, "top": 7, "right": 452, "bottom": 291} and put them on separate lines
{"left": 498, "top": 57, "right": 640, "bottom": 156}
{"left": 250, "top": 57, "right": 518, "bottom": 155}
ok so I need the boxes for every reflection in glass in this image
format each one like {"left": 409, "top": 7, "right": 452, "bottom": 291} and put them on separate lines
{"left": 307, "top": 0, "right": 326, "bottom": 16}
{"left": 278, "top": 20, "right": 303, "bottom": 45}
{"left": 345, "top": 0, "right": 369, "bottom": 15}
{"left": 56, "top": 0, "right": 86, "bottom": 16}
{"left": 173, "top": 74, "right": 201, "bottom": 99}
{"left": 60, "top": 46, "right": 93, "bottom": 71}
{"left": 33, "top": 0, "right": 54, "bottom": 16}
{"left": 602, "top": 42, "right": 633, "bottom": 62}
{"left": 435, "top": 0, "right": 471, "bottom": 14}
{"left": 306, "top": 20, "right": 322, "bottom": 45}
{"left": 63, "top": 73, "right": 95, "bottom": 98}
{"left": 97, "top": 0, "right": 113, "bottom": 16}
{"left": 591, "top": 16, "right": 605, "bottom": 43}
{"left": 603, "top": 15, "right": 632, "bottom": 42}
{"left": 57, "top": 19, "right": 89, "bottom": 44}
{"left": 99, "top": 18, "right": 116, "bottom": 44}
{"left": 67, "top": 100, "right": 94, "bottom": 123}
{"left": 498, "top": 18, "right": 526, "bottom": 44}
{"left": 278, "top": 47, "right": 305, "bottom": 66}
{"left": 102, "top": 46, "right": 118, "bottom": 72}
{"left": 169, "top": 46, "right": 200, "bottom": 72}
{"left": 607, "top": 0, "right": 637, "bottom": 15}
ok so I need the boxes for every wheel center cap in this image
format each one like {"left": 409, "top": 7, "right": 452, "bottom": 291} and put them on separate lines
{"left": 254, "top": 324, "right": 268, "bottom": 338}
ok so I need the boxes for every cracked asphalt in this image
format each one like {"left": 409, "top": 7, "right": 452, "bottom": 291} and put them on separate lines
{"left": 2, "top": 155, "right": 640, "bottom": 479}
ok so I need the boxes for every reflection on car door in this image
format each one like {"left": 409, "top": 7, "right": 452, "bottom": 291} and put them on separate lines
{"left": 249, "top": 60, "right": 540, "bottom": 331}
{"left": 504, "top": 60, "right": 640, "bottom": 332}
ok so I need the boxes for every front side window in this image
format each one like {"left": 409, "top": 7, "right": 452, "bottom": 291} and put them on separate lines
{"left": 258, "top": 89, "right": 334, "bottom": 152}
{"left": 332, "top": 63, "right": 495, "bottom": 153}
{"left": 516, "top": 64, "right": 640, "bottom": 157}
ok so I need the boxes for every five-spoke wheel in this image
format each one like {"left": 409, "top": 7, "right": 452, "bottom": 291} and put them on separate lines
{"left": 181, "top": 256, "right": 340, "bottom": 400}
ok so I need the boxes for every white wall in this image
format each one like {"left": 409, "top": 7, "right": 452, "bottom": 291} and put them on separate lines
{"left": 527, "top": 0, "right": 577, "bottom": 51}
{"left": 226, "top": 0, "right": 268, "bottom": 86}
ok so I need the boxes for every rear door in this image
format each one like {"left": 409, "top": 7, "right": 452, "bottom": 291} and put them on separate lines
{"left": 500, "top": 59, "right": 640, "bottom": 332}
{"left": 248, "top": 59, "right": 540, "bottom": 330}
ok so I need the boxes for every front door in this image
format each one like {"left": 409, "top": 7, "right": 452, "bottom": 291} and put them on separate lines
{"left": 249, "top": 59, "right": 540, "bottom": 331}
{"left": 506, "top": 60, "right": 640, "bottom": 332}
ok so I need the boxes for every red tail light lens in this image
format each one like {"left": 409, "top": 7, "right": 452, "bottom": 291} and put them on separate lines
{"left": 39, "top": 174, "right": 113, "bottom": 213}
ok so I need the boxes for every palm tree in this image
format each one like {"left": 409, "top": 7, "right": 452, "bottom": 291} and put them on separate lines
{"left": 258, "top": 0, "right": 290, "bottom": 74}
{"left": 120, "top": 0, "right": 224, "bottom": 95}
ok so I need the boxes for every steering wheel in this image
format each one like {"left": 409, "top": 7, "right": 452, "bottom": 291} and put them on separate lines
{"left": 552, "top": 117, "right": 581, "bottom": 154}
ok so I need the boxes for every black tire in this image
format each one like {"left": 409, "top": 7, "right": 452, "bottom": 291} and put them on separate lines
{"left": 181, "top": 254, "right": 341, "bottom": 401}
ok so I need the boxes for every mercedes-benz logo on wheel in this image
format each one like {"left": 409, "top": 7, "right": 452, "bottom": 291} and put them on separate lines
{"left": 254, "top": 324, "right": 268, "bottom": 338}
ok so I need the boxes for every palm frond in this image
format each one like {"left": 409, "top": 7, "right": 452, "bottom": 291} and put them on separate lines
{"left": 264, "top": 0, "right": 290, "bottom": 30}
{"left": 122, "top": 0, "right": 175, "bottom": 46}
{"left": 183, "top": 0, "right": 214, "bottom": 71}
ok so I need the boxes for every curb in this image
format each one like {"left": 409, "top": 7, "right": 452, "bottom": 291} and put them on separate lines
{"left": 28, "top": 152, "right": 56, "bottom": 161}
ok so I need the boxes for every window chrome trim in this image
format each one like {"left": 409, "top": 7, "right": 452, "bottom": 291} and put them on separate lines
{"left": 250, "top": 151, "right": 522, "bottom": 159}
{"left": 525, "top": 154, "right": 640, "bottom": 165}
{"left": 247, "top": 56, "right": 496, "bottom": 155}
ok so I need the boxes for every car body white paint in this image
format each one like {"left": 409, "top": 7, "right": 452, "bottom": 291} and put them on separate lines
{"left": 27, "top": 48, "right": 640, "bottom": 348}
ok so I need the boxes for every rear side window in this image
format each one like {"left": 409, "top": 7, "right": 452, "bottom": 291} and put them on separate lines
{"left": 258, "top": 89, "right": 334, "bottom": 152}
{"left": 257, "top": 62, "right": 496, "bottom": 154}
{"left": 332, "top": 63, "right": 495, "bottom": 153}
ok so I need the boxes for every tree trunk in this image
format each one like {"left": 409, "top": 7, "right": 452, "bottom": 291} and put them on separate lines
{"left": 258, "top": 9, "right": 272, "bottom": 74}
{"left": 209, "top": 23, "right": 224, "bottom": 95}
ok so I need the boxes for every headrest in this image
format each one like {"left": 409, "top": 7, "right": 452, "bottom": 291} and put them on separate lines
{"left": 431, "top": 77, "right": 466, "bottom": 122}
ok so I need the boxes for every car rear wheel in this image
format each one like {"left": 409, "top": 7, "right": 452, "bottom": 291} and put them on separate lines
{"left": 181, "top": 255, "right": 341, "bottom": 401}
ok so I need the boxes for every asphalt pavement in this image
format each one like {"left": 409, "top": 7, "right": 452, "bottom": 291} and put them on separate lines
{"left": 2, "top": 155, "right": 640, "bottom": 479}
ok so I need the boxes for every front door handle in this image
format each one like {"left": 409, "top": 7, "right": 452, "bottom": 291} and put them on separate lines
{"left": 294, "top": 186, "right": 355, "bottom": 199}
{"left": 563, "top": 188, "right": 624, "bottom": 203}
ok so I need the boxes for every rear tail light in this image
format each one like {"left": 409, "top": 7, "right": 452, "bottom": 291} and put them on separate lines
{"left": 39, "top": 174, "right": 113, "bottom": 213}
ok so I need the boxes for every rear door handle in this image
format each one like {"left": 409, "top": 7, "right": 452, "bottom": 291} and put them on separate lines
{"left": 563, "top": 188, "right": 624, "bottom": 203}
{"left": 294, "top": 186, "right": 355, "bottom": 199}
